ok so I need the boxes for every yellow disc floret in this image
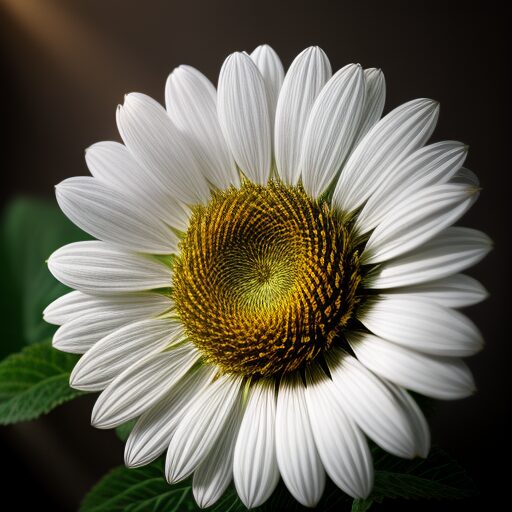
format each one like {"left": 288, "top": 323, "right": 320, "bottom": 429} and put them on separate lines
{"left": 172, "top": 180, "right": 361, "bottom": 377}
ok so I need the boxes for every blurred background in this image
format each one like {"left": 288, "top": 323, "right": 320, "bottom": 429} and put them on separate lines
{"left": 0, "top": 0, "right": 509, "bottom": 510}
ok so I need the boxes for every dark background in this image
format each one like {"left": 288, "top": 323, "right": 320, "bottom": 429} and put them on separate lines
{"left": 0, "top": 1, "right": 509, "bottom": 510}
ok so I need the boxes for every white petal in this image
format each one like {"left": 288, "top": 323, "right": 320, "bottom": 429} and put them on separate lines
{"left": 48, "top": 241, "right": 171, "bottom": 295}
{"left": 233, "top": 381, "right": 280, "bottom": 508}
{"left": 356, "top": 141, "right": 468, "bottom": 234}
{"left": 250, "top": 44, "right": 284, "bottom": 132}
{"left": 192, "top": 396, "right": 244, "bottom": 508}
{"left": 53, "top": 313, "right": 126, "bottom": 354}
{"left": 382, "top": 274, "right": 489, "bottom": 308}
{"left": 327, "top": 350, "right": 426, "bottom": 458}
{"left": 300, "top": 64, "right": 365, "bottom": 198}
{"left": 451, "top": 166, "right": 480, "bottom": 187}
{"left": 165, "top": 66, "right": 239, "bottom": 189}
{"left": 166, "top": 375, "right": 242, "bottom": 483}
{"left": 305, "top": 365, "right": 373, "bottom": 498}
{"left": 56, "top": 177, "right": 176, "bottom": 254}
{"left": 333, "top": 98, "right": 439, "bottom": 213}
{"left": 86, "top": 141, "right": 190, "bottom": 232}
{"left": 217, "top": 52, "right": 271, "bottom": 184}
{"left": 358, "top": 296, "right": 483, "bottom": 356}
{"left": 275, "top": 373, "right": 325, "bottom": 507}
{"left": 125, "top": 365, "right": 216, "bottom": 467}
{"left": 52, "top": 291, "right": 172, "bottom": 353}
{"left": 91, "top": 344, "right": 199, "bottom": 429}
{"left": 349, "top": 332, "right": 476, "bottom": 400}
{"left": 44, "top": 290, "right": 93, "bottom": 325}
{"left": 386, "top": 384, "right": 430, "bottom": 458}
{"left": 274, "top": 46, "right": 331, "bottom": 185}
{"left": 366, "top": 227, "right": 492, "bottom": 289}
{"left": 44, "top": 290, "right": 171, "bottom": 326}
{"left": 117, "top": 93, "right": 209, "bottom": 204}
{"left": 353, "top": 68, "right": 386, "bottom": 144}
{"left": 362, "top": 183, "right": 476, "bottom": 264}
{"left": 70, "top": 319, "right": 183, "bottom": 391}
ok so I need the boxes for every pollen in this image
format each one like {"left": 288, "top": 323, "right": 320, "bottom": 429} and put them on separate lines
{"left": 172, "top": 180, "right": 361, "bottom": 377}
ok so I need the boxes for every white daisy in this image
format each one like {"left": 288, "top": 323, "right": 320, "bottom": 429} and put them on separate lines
{"left": 45, "top": 45, "right": 491, "bottom": 508}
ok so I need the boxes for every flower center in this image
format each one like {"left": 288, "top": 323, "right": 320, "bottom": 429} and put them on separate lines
{"left": 172, "top": 180, "right": 361, "bottom": 377}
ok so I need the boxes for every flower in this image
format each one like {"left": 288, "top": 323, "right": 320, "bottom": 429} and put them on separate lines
{"left": 45, "top": 45, "right": 491, "bottom": 508}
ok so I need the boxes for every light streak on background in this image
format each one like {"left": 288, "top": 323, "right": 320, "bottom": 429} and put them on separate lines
{"left": 0, "top": 0, "right": 142, "bottom": 93}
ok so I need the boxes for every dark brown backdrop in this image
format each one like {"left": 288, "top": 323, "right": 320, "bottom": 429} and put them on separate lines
{"left": 0, "top": 1, "right": 509, "bottom": 510}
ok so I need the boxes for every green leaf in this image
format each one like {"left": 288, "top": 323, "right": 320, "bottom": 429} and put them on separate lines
{"left": 368, "top": 446, "right": 477, "bottom": 503}
{"left": 351, "top": 498, "right": 374, "bottom": 512}
{"left": 80, "top": 459, "right": 350, "bottom": 512}
{"left": 0, "top": 198, "right": 88, "bottom": 352}
{"left": 80, "top": 460, "right": 194, "bottom": 512}
{"left": 116, "top": 419, "right": 136, "bottom": 441}
{"left": 0, "top": 340, "right": 84, "bottom": 424}
{"left": 81, "top": 446, "right": 476, "bottom": 512}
